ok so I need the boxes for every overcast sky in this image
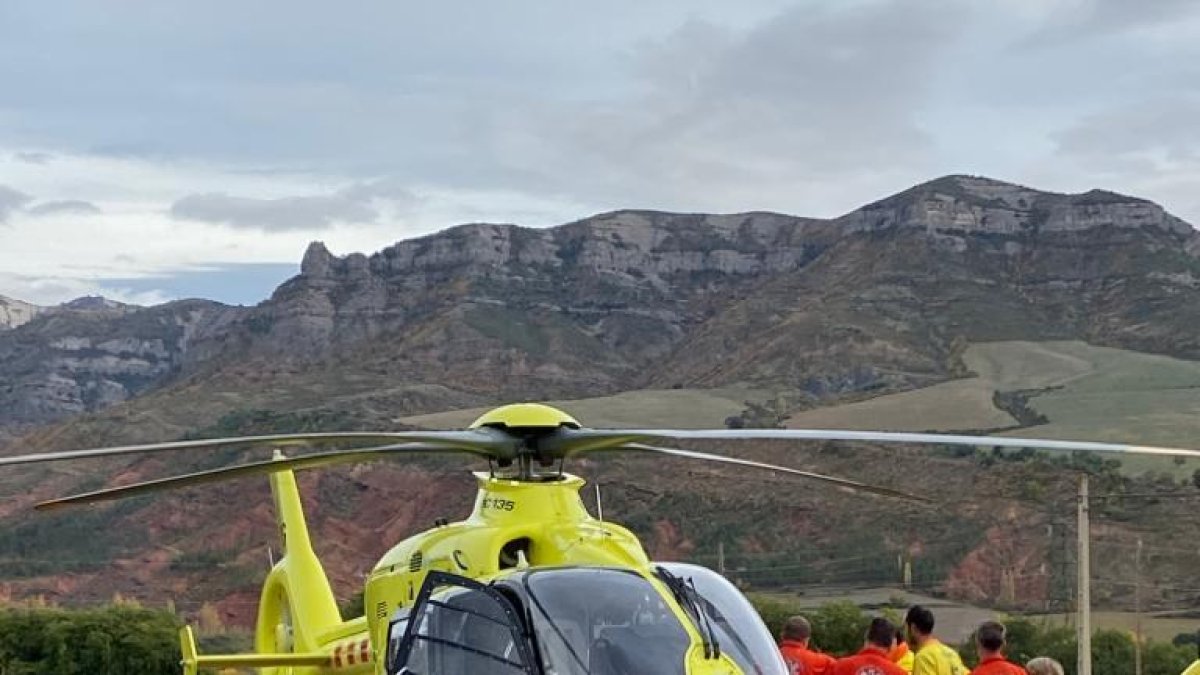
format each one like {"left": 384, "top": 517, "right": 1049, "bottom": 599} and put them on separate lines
{"left": 1, "top": 0, "right": 1198, "bottom": 305}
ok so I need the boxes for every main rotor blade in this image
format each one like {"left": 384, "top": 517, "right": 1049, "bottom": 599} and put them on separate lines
{"left": 35, "top": 442, "right": 460, "bottom": 511}
{"left": 1, "top": 429, "right": 515, "bottom": 467}
{"left": 620, "top": 443, "right": 931, "bottom": 503}
{"left": 543, "top": 428, "right": 1200, "bottom": 460}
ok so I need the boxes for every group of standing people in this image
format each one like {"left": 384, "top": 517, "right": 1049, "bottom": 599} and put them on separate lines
{"left": 779, "top": 605, "right": 1062, "bottom": 675}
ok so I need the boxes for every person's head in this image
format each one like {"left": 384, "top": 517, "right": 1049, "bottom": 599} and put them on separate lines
{"left": 866, "top": 617, "right": 898, "bottom": 651}
{"left": 782, "top": 616, "right": 812, "bottom": 645}
{"left": 1025, "top": 657, "right": 1065, "bottom": 675}
{"left": 905, "top": 605, "right": 935, "bottom": 642}
{"left": 975, "top": 621, "right": 1006, "bottom": 657}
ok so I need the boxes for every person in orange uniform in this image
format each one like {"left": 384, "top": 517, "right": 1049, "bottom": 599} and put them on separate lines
{"left": 891, "top": 626, "right": 915, "bottom": 673}
{"left": 831, "top": 617, "right": 908, "bottom": 675}
{"left": 969, "top": 622, "right": 1026, "bottom": 675}
{"left": 780, "top": 616, "right": 837, "bottom": 675}
{"left": 905, "top": 606, "right": 968, "bottom": 675}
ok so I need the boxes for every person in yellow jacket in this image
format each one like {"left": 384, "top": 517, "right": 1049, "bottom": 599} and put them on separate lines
{"left": 890, "top": 626, "right": 915, "bottom": 674}
{"left": 904, "top": 606, "right": 967, "bottom": 675}
{"left": 1181, "top": 659, "right": 1200, "bottom": 675}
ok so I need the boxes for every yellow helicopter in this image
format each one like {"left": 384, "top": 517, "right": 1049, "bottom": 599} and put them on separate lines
{"left": 4, "top": 402, "right": 1199, "bottom": 675}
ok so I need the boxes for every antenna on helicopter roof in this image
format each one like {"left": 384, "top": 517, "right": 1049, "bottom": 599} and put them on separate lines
{"left": 595, "top": 482, "right": 604, "bottom": 522}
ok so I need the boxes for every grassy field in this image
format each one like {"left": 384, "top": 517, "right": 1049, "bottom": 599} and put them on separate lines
{"left": 758, "top": 587, "right": 1198, "bottom": 644}
{"left": 1027, "top": 611, "right": 1199, "bottom": 643}
{"left": 784, "top": 341, "right": 1107, "bottom": 433}
{"left": 782, "top": 378, "right": 1018, "bottom": 432}
{"left": 785, "top": 341, "right": 1200, "bottom": 477}
{"left": 399, "top": 386, "right": 772, "bottom": 429}
{"left": 757, "top": 587, "right": 998, "bottom": 643}
{"left": 396, "top": 340, "right": 1200, "bottom": 477}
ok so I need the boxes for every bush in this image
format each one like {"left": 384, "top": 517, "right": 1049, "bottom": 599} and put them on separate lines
{"left": 963, "top": 618, "right": 1196, "bottom": 675}
{"left": 808, "top": 601, "right": 872, "bottom": 655}
{"left": 748, "top": 596, "right": 871, "bottom": 656}
{"left": 0, "top": 606, "right": 180, "bottom": 675}
{"left": 748, "top": 594, "right": 798, "bottom": 640}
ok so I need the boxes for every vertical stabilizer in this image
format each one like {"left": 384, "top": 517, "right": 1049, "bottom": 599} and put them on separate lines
{"left": 255, "top": 457, "right": 342, "bottom": 663}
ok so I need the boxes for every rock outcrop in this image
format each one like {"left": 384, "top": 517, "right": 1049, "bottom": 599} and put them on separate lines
{"left": 0, "top": 295, "right": 43, "bottom": 330}
{"left": 0, "top": 299, "right": 232, "bottom": 438}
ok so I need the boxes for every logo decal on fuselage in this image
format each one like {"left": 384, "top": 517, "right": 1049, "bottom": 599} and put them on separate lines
{"left": 481, "top": 497, "right": 516, "bottom": 511}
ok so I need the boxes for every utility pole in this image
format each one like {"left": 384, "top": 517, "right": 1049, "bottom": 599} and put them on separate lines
{"left": 1134, "top": 537, "right": 1143, "bottom": 675}
{"left": 718, "top": 541, "right": 726, "bottom": 577}
{"left": 1077, "top": 474, "right": 1092, "bottom": 675}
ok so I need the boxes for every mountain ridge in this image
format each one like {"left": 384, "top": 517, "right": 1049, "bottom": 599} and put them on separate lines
{"left": 1, "top": 174, "right": 1197, "bottom": 439}
{"left": 3, "top": 174, "right": 1200, "bottom": 623}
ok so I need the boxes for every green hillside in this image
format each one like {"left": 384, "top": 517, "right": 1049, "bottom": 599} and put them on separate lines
{"left": 786, "top": 341, "right": 1200, "bottom": 476}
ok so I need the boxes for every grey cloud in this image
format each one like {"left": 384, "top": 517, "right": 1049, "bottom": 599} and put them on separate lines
{"left": 0, "top": 2, "right": 787, "bottom": 173}
{"left": 169, "top": 178, "right": 416, "bottom": 231}
{"left": 481, "top": 1, "right": 965, "bottom": 210}
{"left": 1041, "top": 94, "right": 1200, "bottom": 225}
{"left": 0, "top": 185, "right": 33, "bottom": 222}
{"left": 337, "top": 177, "right": 419, "bottom": 204}
{"left": 1054, "top": 97, "right": 1200, "bottom": 161}
{"left": 3, "top": 0, "right": 1199, "bottom": 222}
{"left": 170, "top": 193, "right": 375, "bottom": 231}
{"left": 1019, "top": 0, "right": 1200, "bottom": 46}
{"left": 13, "top": 151, "right": 53, "bottom": 164}
{"left": 87, "top": 141, "right": 171, "bottom": 160}
{"left": 28, "top": 200, "right": 103, "bottom": 216}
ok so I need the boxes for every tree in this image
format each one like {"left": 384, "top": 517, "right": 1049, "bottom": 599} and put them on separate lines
{"left": 0, "top": 606, "right": 179, "bottom": 675}
{"left": 749, "top": 594, "right": 797, "bottom": 640}
{"left": 748, "top": 597, "right": 870, "bottom": 656}
{"left": 1143, "top": 640, "right": 1194, "bottom": 675}
{"left": 1001, "top": 618, "right": 1076, "bottom": 672}
{"left": 807, "top": 601, "right": 871, "bottom": 655}
{"left": 1092, "top": 629, "right": 1135, "bottom": 675}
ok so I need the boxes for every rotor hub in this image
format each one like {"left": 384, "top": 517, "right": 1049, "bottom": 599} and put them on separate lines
{"left": 469, "top": 403, "right": 580, "bottom": 431}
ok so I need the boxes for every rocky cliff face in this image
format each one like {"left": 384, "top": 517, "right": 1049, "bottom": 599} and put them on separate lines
{"left": 223, "top": 174, "right": 1200, "bottom": 402}
{"left": 0, "top": 295, "right": 44, "bottom": 330}
{"left": 661, "top": 176, "right": 1200, "bottom": 397}
{"left": 188, "top": 210, "right": 840, "bottom": 399}
{"left": 2, "top": 174, "right": 1198, "bottom": 436}
{"left": 0, "top": 299, "right": 232, "bottom": 438}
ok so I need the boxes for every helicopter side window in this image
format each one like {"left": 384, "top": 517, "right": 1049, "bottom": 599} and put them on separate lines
{"left": 385, "top": 609, "right": 410, "bottom": 671}
{"left": 390, "top": 572, "right": 536, "bottom": 675}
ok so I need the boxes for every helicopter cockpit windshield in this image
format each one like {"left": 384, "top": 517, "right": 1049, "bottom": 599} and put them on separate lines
{"left": 523, "top": 568, "right": 691, "bottom": 675}
{"left": 389, "top": 565, "right": 786, "bottom": 675}
{"left": 389, "top": 567, "right": 696, "bottom": 675}
{"left": 655, "top": 563, "right": 789, "bottom": 675}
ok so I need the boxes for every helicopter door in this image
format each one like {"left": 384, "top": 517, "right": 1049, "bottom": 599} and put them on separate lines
{"left": 390, "top": 571, "right": 538, "bottom": 675}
